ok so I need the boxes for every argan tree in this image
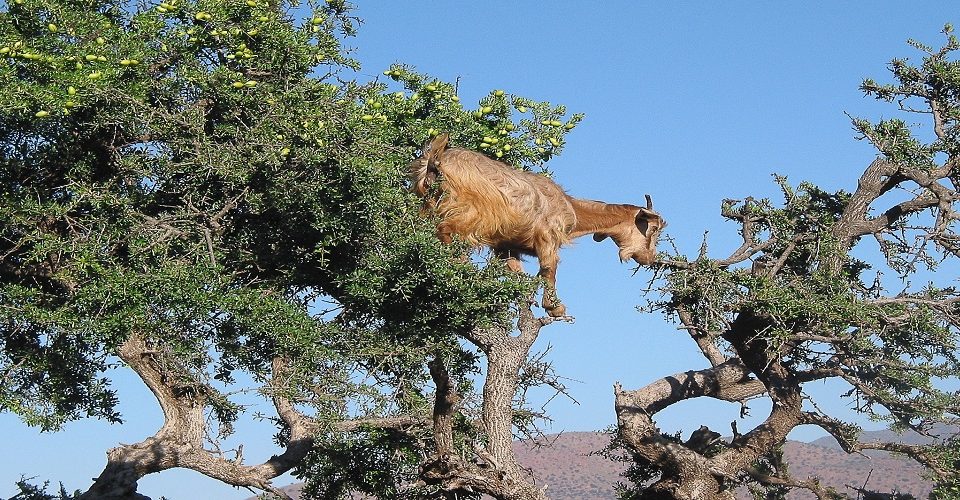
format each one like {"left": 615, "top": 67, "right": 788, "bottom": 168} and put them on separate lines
{"left": 0, "top": 0, "right": 581, "bottom": 498}
{"left": 613, "top": 26, "right": 960, "bottom": 499}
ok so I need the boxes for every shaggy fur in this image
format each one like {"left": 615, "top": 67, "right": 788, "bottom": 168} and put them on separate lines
{"left": 410, "top": 133, "right": 665, "bottom": 317}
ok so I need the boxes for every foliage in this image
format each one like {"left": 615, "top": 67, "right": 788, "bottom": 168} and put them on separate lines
{"left": 0, "top": 0, "right": 580, "bottom": 496}
{"left": 595, "top": 427, "right": 672, "bottom": 500}
{"left": 9, "top": 477, "right": 80, "bottom": 500}
{"left": 745, "top": 447, "right": 792, "bottom": 500}
{"left": 931, "top": 437, "right": 960, "bottom": 499}
{"left": 297, "top": 427, "right": 425, "bottom": 500}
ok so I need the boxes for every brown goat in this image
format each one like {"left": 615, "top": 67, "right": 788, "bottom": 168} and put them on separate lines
{"left": 409, "top": 133, "right": 665, "bottom": 317}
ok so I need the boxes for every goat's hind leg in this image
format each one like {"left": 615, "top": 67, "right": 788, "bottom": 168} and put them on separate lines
{"left": 494, "top": 248, "right": 525, "bottom": 274}
{"left": 494, "top": 248, "right": 539, "bottom": 309}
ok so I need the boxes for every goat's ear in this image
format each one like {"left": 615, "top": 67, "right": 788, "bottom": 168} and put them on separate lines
{"left": 635, "top": 209, "right": 658, "bottom": 233}
{"left": 593, "top": 232, "right": 609, "bottom": 242}
{"left": 425, "top": 133, "right": 449, "bottom": 158}
{"left": 635, "top": 208, "right": 658, "bottom": 224}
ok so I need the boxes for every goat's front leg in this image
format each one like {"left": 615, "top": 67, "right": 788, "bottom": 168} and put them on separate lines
{"left": 536, "top": 252, "right": 566, "bottom": 317}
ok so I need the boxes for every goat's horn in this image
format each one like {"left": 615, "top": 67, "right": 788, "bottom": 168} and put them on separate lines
{"left": 645, "top": 194, "right": 653, "bottom": 210}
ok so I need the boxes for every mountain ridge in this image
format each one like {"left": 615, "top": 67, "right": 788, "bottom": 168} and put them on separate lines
{"left": 254, "top": 428, "right": 946, "bottom": 499}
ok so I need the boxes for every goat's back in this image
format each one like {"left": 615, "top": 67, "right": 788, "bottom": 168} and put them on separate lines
{"left": 413, "top": 147, "right": 575, "bottom": 253}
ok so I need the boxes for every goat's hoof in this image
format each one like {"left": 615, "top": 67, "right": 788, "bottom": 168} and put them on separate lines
{"left": 541, "top": 314, "right": 575, "bottom": 325}
{"left": 545, "top": 304, "right": 567, "bottom": 318}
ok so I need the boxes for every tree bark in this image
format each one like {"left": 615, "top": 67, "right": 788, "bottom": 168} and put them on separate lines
{"left": 81, "top": 338, "right": 426, "bottom": 499}
{"left": 422, "top": 305, "right": 550, "bottom": 500}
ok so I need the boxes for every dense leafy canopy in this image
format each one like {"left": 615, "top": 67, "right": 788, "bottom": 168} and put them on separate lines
{"left": 0, "top": 0, "right": 580, "bottom": 496}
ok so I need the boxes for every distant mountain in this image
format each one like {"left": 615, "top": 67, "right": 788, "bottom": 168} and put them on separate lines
{"left": 809, "top": 422, "right": 956, "bottom": 450}
{"left": 256, "top": 428, "right": 950, "bottom": 499}
{"left": 514, "top": 431, "right": 934, "bottom": 500}
{"left": 512, "top": 432, "right": 625, "bottom": 499}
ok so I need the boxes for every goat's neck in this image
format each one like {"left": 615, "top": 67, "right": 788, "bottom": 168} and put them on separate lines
{"left": 568, "top": 198, "right": 638, "bottom": 238}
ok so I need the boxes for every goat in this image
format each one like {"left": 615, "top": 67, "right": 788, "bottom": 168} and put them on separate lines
{"left": 409, "top": 133, "right": 665, "bottom": 317}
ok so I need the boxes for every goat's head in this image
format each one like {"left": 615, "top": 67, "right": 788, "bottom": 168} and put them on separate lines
{"left": 593, "top": 195, "right": 666, "bottom": 265}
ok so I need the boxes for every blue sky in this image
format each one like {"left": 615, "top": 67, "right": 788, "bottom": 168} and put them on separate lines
{"left": 3, "top": 2, "right": 958, "bottom": 499}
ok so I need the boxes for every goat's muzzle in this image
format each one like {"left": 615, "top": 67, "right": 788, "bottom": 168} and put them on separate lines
{"left": 621, "top": 248, "right": 656, "bottom": 266}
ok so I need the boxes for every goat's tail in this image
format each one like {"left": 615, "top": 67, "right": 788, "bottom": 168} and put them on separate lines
{"left": 410, "top": 133, "right": 449, "bottom": 196}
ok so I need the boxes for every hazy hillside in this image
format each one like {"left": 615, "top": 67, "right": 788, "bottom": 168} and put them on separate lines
{"left": 255, "top": 428, "right": 946, "bottom": 499}
{"left": 514, "top": 431, "right": 933, "bottom": 500}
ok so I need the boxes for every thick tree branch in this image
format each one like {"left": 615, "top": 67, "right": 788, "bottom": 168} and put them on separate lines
{"left": 614, "top": 359, "right": 769, "bottom": 498}
{"left": 428, "top": 356, "right": 459, "bottom": 456}
{"left": 615, "top": 359, "right": 765, "bottom": 416}
{"left": 82, "top": 339, "right": 428, "bottom": 500}
{"left": 422, "top": 303, "right": 549, "bottom": 500}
